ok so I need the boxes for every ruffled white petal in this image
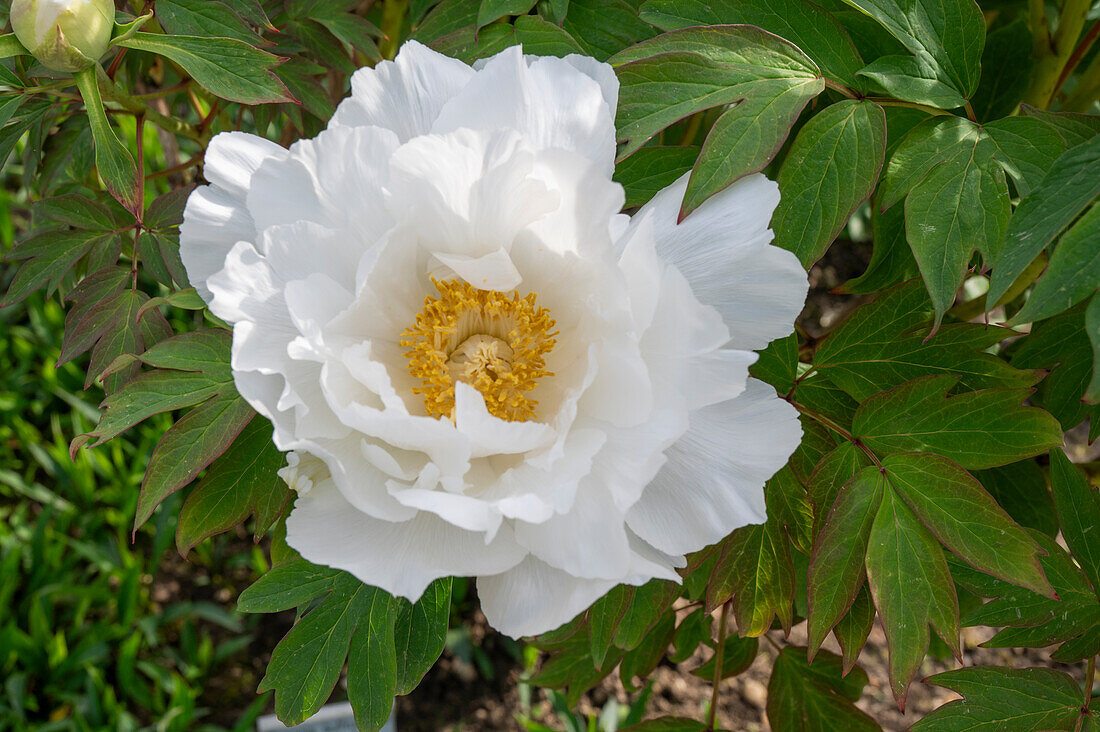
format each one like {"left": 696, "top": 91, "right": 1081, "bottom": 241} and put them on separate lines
{"left": 331, "top": 40, "right": 475, "bottom": 140}
{"left": 626, "top": 379, "right": 802, "bottom": 555}
{"left": 203, "top": 131, "right": 286, "bottom": 199}
{"left": 179, "top": 186, "right": 255, "bottom": 302}
{"left": 287, "top": 475, "right": 525, "bottom": 600}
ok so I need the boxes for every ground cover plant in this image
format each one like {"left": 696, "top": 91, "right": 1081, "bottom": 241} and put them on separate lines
{"left": 1, "top": 0, "right": 1098, "bottom": 729}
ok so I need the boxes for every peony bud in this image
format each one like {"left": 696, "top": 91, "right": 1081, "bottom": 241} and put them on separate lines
{"left": 10, "top": 0, "right": 115, "bottom": 73}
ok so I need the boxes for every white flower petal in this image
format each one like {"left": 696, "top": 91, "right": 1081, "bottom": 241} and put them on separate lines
{"left": 626, "top": 379, "right": 801, "bottom": 555}
{"left": 454, "top": 382, "right": 556, "bottom": 458}
{"left": 332, "top": 40, "right": 476, "bottom": 140}
{"left": 203, "top": 131, "right": 286, "bottom": 200}
{"left": 179, "top": 186, "right": 255, "bottom": 302}
{"left": 433, "top": 46, "right": 616, "bottom": 174}
{"left": 287, "top": 476, "right": 525, "bottom": 600}
{"left": 433, "top": 247, "right": 523, "bottom": 291}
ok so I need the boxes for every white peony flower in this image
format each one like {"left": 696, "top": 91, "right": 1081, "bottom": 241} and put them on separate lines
{"left": 180, "top": 41, "right": 807, "bottom": 638}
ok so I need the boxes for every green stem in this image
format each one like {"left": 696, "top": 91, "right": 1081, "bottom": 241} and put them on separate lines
{"left": 1063, "top": 49, "right": 1100, "bottom": 111}
{"left": 94, "top": 65, "right": 203, "bottom": 143}
{"left": 1025, "top": 0, "right": 1092, "bottom": 108}
{"left": 706, "top": 601, "right": 731, "bottom": 732}
{"left": 379, "top": 0, "right": 409, "bottom": 60}
{"left": 823, "top": 78, "right": 857, "bottom": 99}
{"left": 74, "top": 66, "right": 141, "bottom": 213}
{"left": 1029, "top": 0, "right": 1051, "bottom": 59}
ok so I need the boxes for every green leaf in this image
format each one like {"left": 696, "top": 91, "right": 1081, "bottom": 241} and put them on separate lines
{"left": 985, "top": 115, "right": 1075, "bottom": 197}
{"left": 865, "top": 487, "right": 959, "bottom": 708}
{"left": 969, "top": 18, "right": 1033, "bottom": 122}
{"left": 833, "top": 584, "right": 875, "bottom": 675}
{"left": 839, "top": 196, "right": 919, "bottom": 294}
{"left": 259, "top": 574, "right": 375, "bottom": 726}
{"left": 807, "top": 440, "right": 872, "bottom": 537}
{"left": 1049, "top": 449, "right": 1100, "bottom": 594}
{"left": 668, "top": 608, "right": 710, "bottom": 664}
{"left": 988, "top": 135, "right": 1100, "bottom": 304}
{"left": 857, "top": 54, "right": 966, "bottom": 108}
{"left": 807, "top": 466, "right": 883, "bottom": 659}
{"left": 1013, "top": 204, "right": 1100, "bottom": 324}
{"left": 237, "top": 559, "right": 341, "bottom": 613}
{"left": 878, "top": 115, "right": 977, "bottom": 211}
{"left": 610, "top": 25, "right": 822, "bottom": 162}
{"left": 562, "top": 0, "right": 656, "bottom": 61}
{"left": 0, "top": 34, "right": 29, "bottom": 59}
{"left": 973, "top": 460, "right": 1059, "bottom": 537}
{"left": 347, "top": 588, "right": 399, "bottom": 731}
{"left": 1012, "top": 304, "right": 1099, "bottom": 429}
{"left": 913, "top": 666, "right": 1083, "bottom": 731}
{"left": 640, "top": 0, "right": 866, "bottom": 90}
{"left": 619, "top": 719, "right": 707, "bottom": 732}
{"left": 1088, "top": 294, "right": 1100, "bottom": 404}
{"left": 904, "top": 128, "right": 1010, "bottom": 325}
{"left": 2, "top": 230, "right": 111, "bottom": 307}
{"left": 690, "top": 633, "right": 757, "bottom": 680}
{"left": 811, "top": 281, "right": 1035, "bottom": 401}
{"left": 883, "top": 452, "right": 1052, "bottom": 595}
{"left": 770, "top": 98, "right": 887, "bottom": 266}
{"left": 838, "top": 0, "right": 984, "bottom": 98}
{"left": 853, "top": 374, "right": 1063, "bottom": 469}
{"left": 155, "top": 0, "right": 264, "bottom": 44}
{"left": 620, "top": 611, "right": 675, "bottom": 689}
{"left": 767, "top": 647, "right": 877, "bottom": 731}
{"left": 707, "top": 520, "right": 794, "bottom": 635}
{"left": 528, "top": 628, "right": 625, "bottom": 707}
{"left": 512, "top": 14, "right": 585, "bottom": 55}
{"left": 117, "top": 32, "right": 294, "bottom": 105}
{"left": 477, "top": 0, "right": 538, "bottom": 27}
{"left": 766, "top": 465, "right": 813, "bottom": 555}
{"left": 73, "top": 67, "right": 140, "bottom": 214}
{"left": 393, "top": 578, "right": 451, "bottom": 695}
{"left": 176, "top": 418, "right": 291, "bottom": 555}
{"left": 613, "top": 146, "right": 698, "bottom": 208}
{"left": 136, "top": 391, "right": 255, "bottom": 529}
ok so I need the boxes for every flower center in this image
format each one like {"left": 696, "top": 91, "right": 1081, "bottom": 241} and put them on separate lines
{"left": 401, "top": 279, "right": 557, "bottom": 422}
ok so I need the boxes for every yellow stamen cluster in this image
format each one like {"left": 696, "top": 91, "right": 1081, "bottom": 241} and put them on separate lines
{"left": 401, "top": 279, "right": 557, "bottom": 422}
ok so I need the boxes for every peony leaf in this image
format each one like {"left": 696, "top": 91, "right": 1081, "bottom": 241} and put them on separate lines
{"left": 620, "top": 612, "right": 675, "bottom": 690}
{"left": 2, "top": 230, "right": 115, "bottom": 308}
{"left": 969, "top": 19, "right": 1032, "bottom": 122}
{"left": 155, "top": 0, "right": 264, "bottom": 45}
{"left": 807, "top": 441, "right": 871, "bottom": 538}
{"left": 706, "top": 520, "right": 794, "bottom": 635}
{"left": 864, "top": 487, "right": 959, "bottom": 709}
{"left": 610, "top": 25, "right": 822, "bottom": 162}
{"left": 912, "top": 667, "right": 1084, "bottom": 731}
{"left": 1089, "top": 295, "right": 1100, "bottom": 405}
{"left": 689, "top": 633, "right": 757, "bottom": 680}
{"left": 73, "top": 67, "right": 141, "bottom": 214}
{"left": 807, "top": 466, "right": 883, "bottom": 659}
{"left": 237, "top": 559, "right": 342, "bottom": 613}
{"left": 988, "top": 135, "right": 1100, "bottom": 305}
{"left": 832, "top": 584, "right": 875, "bottom": 676}
{"left": 476, "top": 0, "right": 537, "bottom": 28}
{"left": 855, "top": 55, "right": 966, "bottom": 109}
{"left": 852, "top": 374, "right": 1064, "bottom": 469}
{"left": 812, "top": 281, "right": 1035, "bottom": 401}
{"left": 640, "top": 0, "right": 866, "bottom": 90}
{"left": 116, "top": 32, "right": 294, "bottom": 105}
{"left": 973, "top": 460, "right": 1059, "bottom": 538}
{"left": 562, "top": 0, "right": 656, "bottom": 61}
{"left": 347, "top": 588, "right": 399, "bottom": 732}
{"left": 1011, "top": 203, "right": 1100, "bottom": 325}
{"left": 393, "top": 578, "right": 452, "bottom": 695}
{"left": 984, "top": 115, "right": 1074, "bottom": 197}
{"left": 883, "top": 452, "right": 1052, "bottom": 596}
{"left": 838, "top": 198, "right": 919, "bottom": 295}
{"left": 767, "top": 647, "right": 877, "bottom": 731}
{"left": 175, "top": 417, "right": 292, "bottom": 556}
{"left": 771, "top": 99, "right": 886, "bottom": 266}
{"left": 1049, "top": 449, "right": 1100, "bottom": 594}
{"left": 1012, "top": 304, "right": 1100, "bottom": 430}
{"left": 613, "top": 145, "right": 698, "bottom": 208}
{"left": 836, "top": 0, "right": 984, "bottom": 99}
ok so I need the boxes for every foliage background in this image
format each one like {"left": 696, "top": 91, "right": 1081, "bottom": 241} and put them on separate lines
{"left": 1, "top": 0, "right": 1099, "bottom": 729}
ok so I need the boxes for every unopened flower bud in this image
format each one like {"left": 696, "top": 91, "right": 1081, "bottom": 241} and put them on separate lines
{"left": 11, "top": 0, "right": 115, "bottom": 73}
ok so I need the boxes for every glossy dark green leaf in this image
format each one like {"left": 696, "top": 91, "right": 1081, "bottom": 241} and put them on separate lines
{"left": 1013, "top": 204, "right": 1100, "bottom": 324}
{"left": 613, "top": 146, "right": 698, "bottom": 208}
{"left": 2, "top": 230, "right": 110, "bottom": 307}
{"left": 563, "top": 0, "right": 656, "bottom": 61}
{"left": 258, "top": 574, "right": 375, "bottom": 726}
{"left": 833, "top": 584, "right": 875, "bottom": 675}
{"left": 883, "top": 452, "right": 1052, "bottom": 595}
{"left": 838, "top": 198, "right": 919, "bottom": 294}
{"left": 477, "top": 0, "right": 537, "bottom": 27}
{"left": 812, "top": 281, "right": 1035, "bottom": 401}
{"left": 807, "top": 466, "right": 883, "bottom": 658}
{"left": 973, "top": 460, "right": 1058, "bottom": 537}
{"left": 768, "top": 647, "right": 877, "bottom": 731}
{"left": 985, "top": 115, "right": 1074, "bottom": 198}
{"left": 1012, "top": 304, "right": 1098, "bottom": 429}
{"left": 668, "top": 608, "right": 710, "bottom": 664}
{"left": 156, "top": 0, "right": 263, "bottom": 44}
{"left": 767, "top": 465, "right": 813, "bottom": 555}
{"left": 690, "top": 633, "right": 757, "bottom": 680}
{"left": 413, "top": 0, "right": 479, "bottom": 43}
{"left": 640, "top": 0, "right": 866, "bottom": 89}
{"left": 988, "top": 135, "right": 1100, "bottom": 304}
{"left": 807, "top": 441, "right": 871, "bottom": 538}
{"left": 853, "top": 374, "right": 1063, "bottom": 469}
{"left": 1049, "top": 449, "right": 1100, "bottom": 593}
{"left": 878, "top": 116, "right": 978, "bottom": 211}
{"left": 772, "top": 100, "right": 886, "bottom": 265}
{"left": 857, "top": 54, "right": 966, "bottom": 108}
{"left": 620, "top": 611, "right": 675, "bottom": 689}
{"left": 118, "top": 32, "right": 294, "bottom": 105}
{"left": 912, "top": 666, "right": 1083, "bottom": 731}
{"left": 1088, "top": 294, "right": 1100, "bottom": 404}
{"left": 73, "top": 68, "right": 140, "bottom": 213}
{"left": 347, "top": 588, "right": 399, "bottom": 731}
{"left": 528, "top": 630, "right": 624, "bottom": 706}
{"left": 969, "top": 19, "right": 1033, "bottom": 121}
{"left": 512, "top": 14, "right": 585, "bottom": 55}
{"left": 904, "top": 129, "right": 1010, "bottom": 325}
{"left": 237, "top": 559, "right": 341, "bottom": 613}
{"left": 176, "top": 418, "right": 291, "bottom": 555}
{"left": 838, "top": 0, "right": 984, "bottom": 97}
{"left": 865, "top": 487, "right": 959, "bottom": 708}
{"left": 611, "top": 25, "right": 822, "bottom": 161}
{"left": 707, "top": 520, "right": 794, "bottom": 635}
{"left": 393, "top": 578, "right": 452, "bottom": 695}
